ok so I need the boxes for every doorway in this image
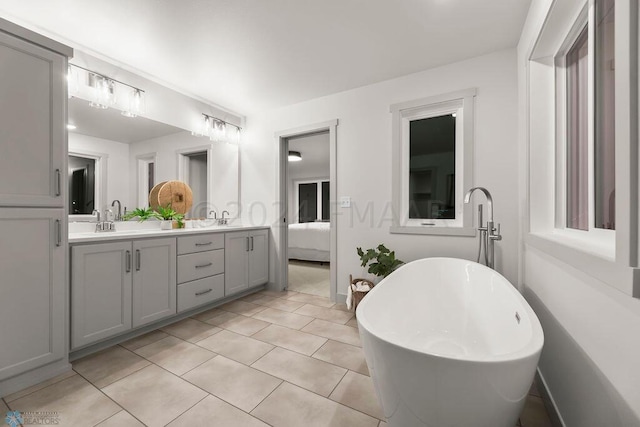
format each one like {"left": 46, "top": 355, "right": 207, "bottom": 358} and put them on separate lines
{"left": 276, "top": 120, "right": 338, "bottom": 302}
{"left": 69, "top": 155, "right": 96, "bottom": 214}
{"left": 177, "top": 147, "right": 210, "bottom": 219}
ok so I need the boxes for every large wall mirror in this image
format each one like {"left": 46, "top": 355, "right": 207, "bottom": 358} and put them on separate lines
{"left": 68, "top": 96, "right": 240, "bottom": 220}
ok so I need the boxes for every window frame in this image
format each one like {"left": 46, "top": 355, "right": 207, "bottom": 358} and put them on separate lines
{"left": 526, "top": 0, "right": 639, "bottom": 297}
{"left": 390, "top": 88, "right": 476, "bottom": 236}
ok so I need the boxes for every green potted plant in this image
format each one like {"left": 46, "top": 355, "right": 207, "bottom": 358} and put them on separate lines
{"left": 122, "top": 207, "right": 161, "bottom": 222}
{"left": 356, "top": 244, "right": 404, "bottom": 279}
{"left": 154, "top": 204, "right": 185, "bottom": 229}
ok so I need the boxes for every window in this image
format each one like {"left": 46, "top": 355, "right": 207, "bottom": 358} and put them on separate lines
{"left": 295, "top": 179, "right": 329, "bottom": 223}
{"left": 562, "top": 0, "right": 615, "bottom": 232}
{"left": 391, "top": 89, "right": 476, "bottom": 235}
{"left": 526, "top": 0, "right": 639, "bottom": 296}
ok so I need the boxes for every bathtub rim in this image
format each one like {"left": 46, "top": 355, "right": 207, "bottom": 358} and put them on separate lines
{"left": 356, "top": 257, "right": 544, "bottom": 364}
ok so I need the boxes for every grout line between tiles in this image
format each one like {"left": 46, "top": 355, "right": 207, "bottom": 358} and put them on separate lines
{"left": 68, "top": 370, "right": 136, "bottom": 427}
{"left": 177, "top": 352, "right": 219, "bottom": 377}
{"left": 327, "top": 368, "right": 349, "bottom": 398}
{"left": 161, "top": 393, "right": 209, "bottom": 427}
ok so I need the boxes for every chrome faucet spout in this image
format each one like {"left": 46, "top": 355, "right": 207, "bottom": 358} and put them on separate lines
{"left": 111, "top": 200, "right": 122, "bottom": 221}
{"left": 464, "top": 187, "right": 493, "bottom": 222}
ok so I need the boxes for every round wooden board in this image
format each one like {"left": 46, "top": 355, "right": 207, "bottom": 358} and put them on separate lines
{"left": 149, "top": 180, "right": 193, "bottom": 214}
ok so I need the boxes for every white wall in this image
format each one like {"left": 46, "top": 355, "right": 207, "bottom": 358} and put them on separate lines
{"left": 69, "top": 133, "right": 131, "bottom": 211}
{"left": 242, "top": 48, "right": 519, "bottom": 296}
{"left": 518, "top": 1, "right": 640, "bottom": 425}
{"left": 128, "top": 131, "right": 240, "bottom": 218}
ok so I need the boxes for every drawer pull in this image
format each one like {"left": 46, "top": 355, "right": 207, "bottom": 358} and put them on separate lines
{"left": 195, "top": 288, "right": 213, "bottom": 296}
{"left": 195, "top": 242, "right": 213, "bottom": 247}
{"left": 195, "top": 262, "right": 213, "bottom": 269}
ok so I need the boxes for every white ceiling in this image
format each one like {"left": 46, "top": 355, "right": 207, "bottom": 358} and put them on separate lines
{"left": 288, "top": 132, "right": 330, "bottom": 179}
{"left": 68, "top": 96, "right": 184, "bottom": 143}
{"left": 0, "top": 0, "right": 531, "bottom": 115}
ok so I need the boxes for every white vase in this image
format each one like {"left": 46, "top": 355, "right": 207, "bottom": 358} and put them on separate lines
{"left": 160, "top": 220, "right": 172, "bottom": 230}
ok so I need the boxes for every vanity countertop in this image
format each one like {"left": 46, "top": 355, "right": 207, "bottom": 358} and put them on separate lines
{"left": 69, "top": 223, "right": 270, "bottom": 244}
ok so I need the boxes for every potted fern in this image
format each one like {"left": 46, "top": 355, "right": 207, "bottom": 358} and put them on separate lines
{"left": 356, "top": 244, "right": 404, "bottom": 280}
{"left": 155, "top": 204, "right": 185, "bottom": 229}
{"left": 122, "top": 207, "right": 161, "bottom": 222}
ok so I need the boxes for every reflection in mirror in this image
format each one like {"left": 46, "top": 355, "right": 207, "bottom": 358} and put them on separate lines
{"left": 67, "top": 95, "right": 240, "bottom": 220}
{"left": 68, "top": 155, "right": 95, "bottom": 214}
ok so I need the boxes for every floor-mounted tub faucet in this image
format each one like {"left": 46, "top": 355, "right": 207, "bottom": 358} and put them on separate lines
{"left": 464, "top": 187, "right": 502, "bottom": 269}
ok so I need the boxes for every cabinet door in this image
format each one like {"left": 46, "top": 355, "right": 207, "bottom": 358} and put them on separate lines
{"left": 132, "top": 238, "right": 176, "bottom": 327}
{"left": 0, "top": 31, "right": 66, "bottom": 207}
{"left": 71, "top": 242, "right": 132, "bottom": 349}
{"left": 224, "top": 231, "right": 249, "bottom": 296}
{"left": 249, "top": 229, "right": 269, "bottom": 287}
{"left": 0, "top": 209, "right": 65, "bottom": 380}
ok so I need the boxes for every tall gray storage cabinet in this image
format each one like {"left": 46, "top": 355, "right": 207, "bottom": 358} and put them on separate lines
{"left": 0, "top": 19, "right": 72, "bottom": 397}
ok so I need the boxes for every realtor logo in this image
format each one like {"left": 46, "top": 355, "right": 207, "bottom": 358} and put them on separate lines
{"left": 5, "top": 411, "right": 23, "bottom": 427}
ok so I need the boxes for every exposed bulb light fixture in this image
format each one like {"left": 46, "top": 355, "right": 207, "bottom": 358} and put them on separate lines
{"left": 288, "top": 151, "right": 302, "bottom": 162}
{"left": 67, "top": 65, "right": 79, "bottom": 98}
{"left": 68, "top": 64, "right": 145, "bottom": 116}
{"left": 195, "top": 113, "right": 242, "bottom": 144}
{"left": 88, "top": 72, "right": 115, "bottom": 109}
{"left": 121, "top": 88, "right": 146, "bottom": 118}
{"left": 66, "top": 124, "right": 77, "bottom": 130}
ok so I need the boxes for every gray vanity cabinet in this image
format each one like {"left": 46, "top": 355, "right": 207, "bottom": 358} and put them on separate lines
{"left": 225, "top": 229, "right": 269, "bottom": 296}
{"left": 0, "top": 19, "right": 72, "bottom": 396}
{"left": 249, "top": 229, "right": 269, "bottom": 287}
{"left": 0, "top": 209, "right": 66, "bottom": 381}
{"left": 132, "top": 238, "right": 177, "bottom": 327}
{"left": 0, "top": 28, "right": 67, "bottom": 208}
{"left": 71, "top": 237, "right": 176, "bottom": 349}
{"left": 71, "top": 242, "right": 132, "bottom": 349}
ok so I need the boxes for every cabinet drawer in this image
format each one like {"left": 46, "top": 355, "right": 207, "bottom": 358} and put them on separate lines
{"left": 177, "top": 274, "right": 225, "bottom": 312}
{"left": 177, "top": 249, "right": 224, "bottom": 283}
{"left": 178, "top": 234, "right": 224, "bottom": 255}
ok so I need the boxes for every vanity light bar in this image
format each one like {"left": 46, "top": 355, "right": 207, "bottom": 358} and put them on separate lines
{"left": 195, "top": 113, "right": 242, "bottom": 144}
{"left": 68, "top": 64, "right": 146, "bottom": 94}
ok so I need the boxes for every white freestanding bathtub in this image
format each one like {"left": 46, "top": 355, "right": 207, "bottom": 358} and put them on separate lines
{"left": 357, "top": 257, "right": 544, "bottom": 427}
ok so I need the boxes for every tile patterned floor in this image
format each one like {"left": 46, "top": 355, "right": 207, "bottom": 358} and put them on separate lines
{"left": 1, "top": 290, "right": 553, "bottom": 427}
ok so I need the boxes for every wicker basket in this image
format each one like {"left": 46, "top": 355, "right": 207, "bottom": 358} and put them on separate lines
{"left": 350, "top": 274, "right": 375, "bottom": 313}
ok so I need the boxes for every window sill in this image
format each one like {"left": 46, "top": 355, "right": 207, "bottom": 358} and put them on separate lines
{"left": 526, "top": 232, "right": 640, "bottom": 298}
{"left": 390, "top": 226, "right": 476, "bottom": 237}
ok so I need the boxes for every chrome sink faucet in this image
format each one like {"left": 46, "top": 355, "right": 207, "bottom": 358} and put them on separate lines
{"left": 111, "top": 200, "right": 122, "bottom": 221}
{"left": 464, "top": 187, "right": 502, "bottom": 269}
{"left": 218, "top": 210, "right": 230, "bottom": 226}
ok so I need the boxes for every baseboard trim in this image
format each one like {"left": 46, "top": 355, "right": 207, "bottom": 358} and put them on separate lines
{"left": 0, "top": 360, "right": 72, "bottom": 399}
{"left": 536, "top": 368, "right": 567, "bottom": 427}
